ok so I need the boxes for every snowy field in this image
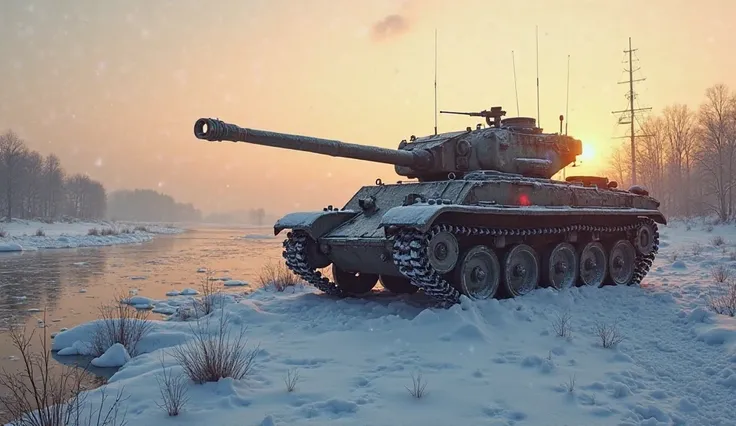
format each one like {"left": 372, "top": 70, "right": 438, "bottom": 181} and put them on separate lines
{"left": 46, "top": 219, "right": 736, "bottom": 426}
{"left": 0, "top": 219, "right": 184, "bottom": 252}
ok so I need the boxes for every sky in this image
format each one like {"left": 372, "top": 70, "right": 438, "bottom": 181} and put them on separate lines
{"left": 1, "top": 0, "right": 734, "bottom": 216}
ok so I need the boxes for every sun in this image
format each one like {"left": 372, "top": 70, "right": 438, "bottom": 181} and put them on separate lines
{"left": 579, "top": 141, "right": 596, "bottom": 162}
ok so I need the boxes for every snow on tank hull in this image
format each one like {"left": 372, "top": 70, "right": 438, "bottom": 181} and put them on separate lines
{"left": 276, "top": 171, "right": 665, "bottom": 306}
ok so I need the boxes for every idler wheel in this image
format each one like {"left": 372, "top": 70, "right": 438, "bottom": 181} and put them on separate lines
{"left": 332, "top": 265, "right": 378, "bottom": 295}
{"left": 578, "top": 241, "right": 607, "bottom": 287}
{"left": 607, "top": 239, "right": 636, "bottom": 286}
{"left": 427, "top": 230, "right": 459, "bottom": 273}
{"left": 379, "top": 275, "right": 419, "bottom": 294}
{"left": 455, "top": 245, "right": 501, "bottom": 300}
{"left": 502, "top": 244, "right": 540, "bottom": 297}
{"left": 634, "top": 222, "right": 656, "bottom": 255}
{"left": 543, "top": 242, "right": 578, "bottom": 290}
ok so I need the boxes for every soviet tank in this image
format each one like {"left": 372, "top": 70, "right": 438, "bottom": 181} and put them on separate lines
{"left": 193, "top": 106, "right": 665, "bottom": 306}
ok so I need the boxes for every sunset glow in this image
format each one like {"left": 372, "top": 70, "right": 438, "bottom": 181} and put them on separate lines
{"left": 1, "top": 0, "right": 735, "bottom": 216}
{"left": 579, "top": 140, "right": 597, "bottom": 165}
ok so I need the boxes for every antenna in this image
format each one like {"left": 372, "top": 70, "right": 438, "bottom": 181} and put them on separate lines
{"left": 434, "top": 28, "right": 438, "bottom": 135}
{"left": 512, "top": 50, "right": 520, "bottom": 116}
{"left": 535, "top": 25, "right": 540, "bottom": 127}
{"left": 565, "top": 54, "right": 570, "bottom": 135}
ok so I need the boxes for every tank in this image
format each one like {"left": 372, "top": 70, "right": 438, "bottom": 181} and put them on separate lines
{"left": 193, "top": 106, "right": 665, "bottom": 306}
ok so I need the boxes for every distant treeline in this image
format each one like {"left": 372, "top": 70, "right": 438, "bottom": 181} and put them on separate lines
{"left": 204, "top": 208, "right": 270, "bottom": 226}
{"left": 107, "top": 189, "right": 202, "bottom": 223}
{"left": 0, "top": 130, "right": 106, "bottom": 221}
{"left": 606, "top": 83, "right": 736, "bottom": 222}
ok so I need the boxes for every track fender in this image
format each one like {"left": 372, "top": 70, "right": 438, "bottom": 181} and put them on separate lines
{"left": 379, "top": 204, "right": 456, "bottom": 233}
{"left": 274, "top": 210, "right": 358, "bottom": 239}
{"left": 380, "top": 204, "right": 668, "bottom": 233}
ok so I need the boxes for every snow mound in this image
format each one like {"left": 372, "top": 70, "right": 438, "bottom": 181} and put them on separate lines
{"left": 91, "top": 343, "right": 131, "bottom": 368}
{"left": 0, "top": 242, "right": 24, "bottom": 252}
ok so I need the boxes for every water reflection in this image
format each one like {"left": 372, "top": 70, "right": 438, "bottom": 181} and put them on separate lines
{"left": 0, "top": 227, "right": 284, "bottom": 351}
{"left": 0, "top": 248, "right": 106, "bottom": 325}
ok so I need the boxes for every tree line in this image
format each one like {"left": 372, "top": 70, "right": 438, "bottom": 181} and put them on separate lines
{"left": 0, "top": 129, "right": 106, "bottom": 222}
{"left": 606, "top": 83, "right": 736, "bottom": 222}
{"left": 107, "top": 189, "right": 202, "bottom": 223}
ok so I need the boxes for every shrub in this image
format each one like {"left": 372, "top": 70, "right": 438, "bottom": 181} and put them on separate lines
{"left": 711, "top": 235, "right": 726, "bottom": 247}
{"left": 88, "top": 228, "right": 100, "bottom": 236}
{"left": 155, "top": 355, "right": 188, "bottom": 417}
{"left": 257, "top": 261, "right": 301, "bottom": 292}
{"left": 35, "top": 228, "right": 45, "bottom": 237}
{"left": 193, "top": 269, "right": 219, "bottom": 317}
{"left": 100, "top": 228, "right": 118, "bottom": 236}
{"left": 133, "top": 226, "right": 149, "bottom": 233}
{"left": 707, "top": 279, "right": 736, "bottom": 317}
{"left": 0, "top": 319, "right": 128, "bottom": 426}
{"left": 563, "top": 373, "right": 576, "bottom": 393}
{"left": 92, "top": 294, "right": 153, "bottom": 357}
{"left": 711, "top": 265, "right": 732, "bottom": 283}
{"left": 551, "top": 310, "right": 572, "bottom": 338}
{"left": 594, "top": 320, "right": 624, "bottom": 348}
{"left": 284, "top": 369, "right": 299, "bottom": 393}
{"left": 691, "top": 242, "right": 703, "bottom": 256}
{"left": 0, "top": 227, "right": 7, "bottom": 238}
{"left": 170, "top": 311, "right": 259, "bottom": 384}
{"left": 406, "top": 372, "right": 427, "bottom": 399}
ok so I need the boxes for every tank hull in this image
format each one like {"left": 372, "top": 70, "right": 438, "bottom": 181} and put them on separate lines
{"left": 276, "top": 172, "right": 664, "bottom": 305}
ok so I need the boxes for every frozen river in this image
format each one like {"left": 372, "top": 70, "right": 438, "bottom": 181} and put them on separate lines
{"left": 0, "top": 227, "right": 284, "bottom": 377}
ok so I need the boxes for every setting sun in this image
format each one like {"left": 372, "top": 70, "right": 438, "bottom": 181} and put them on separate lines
{"left": 579, "top": 140, "right": 597, "bottom": 162}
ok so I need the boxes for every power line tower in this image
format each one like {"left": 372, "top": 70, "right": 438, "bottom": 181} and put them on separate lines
{"left": 611, "top": 37, "right": 651, "bottom": 185}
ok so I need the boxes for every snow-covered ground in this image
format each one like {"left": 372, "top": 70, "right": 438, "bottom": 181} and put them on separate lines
{"left": 47, "top": 220, "right": 736, "bottom": 426}
{"left": 0, "top": 219, "right": 184, "bottom": 252}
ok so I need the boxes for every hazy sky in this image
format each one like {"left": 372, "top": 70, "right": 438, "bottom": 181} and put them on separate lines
{"left": 1, "top": 0, "right": 734, "bottom": 216}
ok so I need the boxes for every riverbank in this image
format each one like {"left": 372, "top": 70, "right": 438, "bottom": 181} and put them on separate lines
{"left": 45, "top": 220, "right": 736, "bottom": 426}
{"left": 0, "top": 219, "right": 185, "bottom": 252}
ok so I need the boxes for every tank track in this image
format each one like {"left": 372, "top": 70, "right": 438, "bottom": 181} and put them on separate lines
{"left": 283, "top": 231, "right": 344, "bottom": 296}
{"left": 282, "top": 217, "right": 659, "bottom": 306}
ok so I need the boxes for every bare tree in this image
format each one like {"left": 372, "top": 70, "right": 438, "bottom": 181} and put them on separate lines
{"left": 606, "top": 142, "right": 630, "bottom": 189}
{"left": 693, "top": 84, "right": 736, "bottom": 221}
{"left": 663, "top": 104, "right": 697, "bottom": 217}
{"left": 637, "top": 116, "right": 667, "bottom": 206}
{"left": 65, "top": 174, "right": 107, "bottom": 220}
{"left": 41, "top": 154, "right": 66, "bottom": 219}
{"left": 0, "top": 130, "right": 28, "bottom": 221}
{"left": 19, "top": 151, "right": 44, "bottom": 219}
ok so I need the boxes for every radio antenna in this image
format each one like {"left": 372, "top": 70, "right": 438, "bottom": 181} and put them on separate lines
{"left": 512, "top": 50, "right": 520, "bottom": 116}
{"left": 434, "top": 28, "right": 438, "bottom": 135}
{"left": 536, "top": 25, "right": 541, "bottom": 127}
{"left": 565, "top": 54, "right": 570, "bottom": 135}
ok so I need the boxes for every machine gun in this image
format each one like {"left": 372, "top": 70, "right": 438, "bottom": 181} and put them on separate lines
{"left": 440, "top": 106, "right": 507, "bottom": 128}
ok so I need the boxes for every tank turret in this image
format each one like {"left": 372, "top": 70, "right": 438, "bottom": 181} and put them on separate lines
{"left": 193, "top": 106, "right": 582, "bottom": 181}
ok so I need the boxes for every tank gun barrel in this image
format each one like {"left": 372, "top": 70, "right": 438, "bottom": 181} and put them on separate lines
{"left": 194, "top": 118, "right": 432, "bottom": 169}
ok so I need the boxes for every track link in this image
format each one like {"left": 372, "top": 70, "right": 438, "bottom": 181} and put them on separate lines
{"left": 282, "top": 218, "right": 659, "bottom": 306}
